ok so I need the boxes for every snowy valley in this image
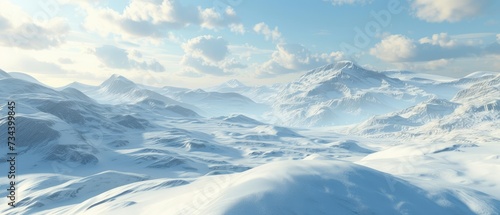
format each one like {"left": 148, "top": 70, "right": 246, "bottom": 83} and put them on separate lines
{"left": 0, "top": 61, "right": 499, "bottom": 214}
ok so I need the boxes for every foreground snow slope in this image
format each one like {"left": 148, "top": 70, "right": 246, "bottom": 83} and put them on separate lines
{"left": 41, "top": 160, "right": 492, "bottom": 215}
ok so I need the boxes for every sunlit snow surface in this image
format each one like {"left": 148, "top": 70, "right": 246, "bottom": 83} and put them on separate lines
{"left": 0, "top": 62, "right": 499, "bottom": 214}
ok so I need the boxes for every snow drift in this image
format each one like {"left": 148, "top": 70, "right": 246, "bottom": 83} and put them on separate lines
{"left": 49, "top": 160, "right": 487, "bottom": 215}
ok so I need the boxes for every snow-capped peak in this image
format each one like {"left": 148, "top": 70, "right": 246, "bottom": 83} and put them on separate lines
{"left": 272, "top": 61, "right": 430, "bottom": 126}
{"left": 221, "top": 79, "right": 247, "bottom": 88}
{"left": 299, "top": 61, "right": 384, "bottom": 83}
{"left": 205, "top": 79, "right": 249, "bottom": 94}
{"left": 99, "top": 74, "right": 137, "bottom": 94}
{"left": 102, "top": 74, "right": 136, "bottom": 85}
{"left": 302, "top": 61, "right": 355, "bottom": 74}
{"left": 287, "top": 61, "right": 399, "bottom": 98}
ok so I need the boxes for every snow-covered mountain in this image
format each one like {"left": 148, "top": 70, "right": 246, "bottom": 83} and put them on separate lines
{"left": 0, "top": 78, "right": 104, "bottom": 168}
{"left": 435, "top": 74, "right": 499, "bottom": 132}
{"left": 207, "top": 79, "right": 248, "bottom": 92}
{"left": 94, "top": 75, "right": 193, "bottom": 108}
{"left": 206, "top": 79, "right": 281, "bottom": 103}
{"left": 171, "top": 89, "right": 269, "bottom": 117}
{"left": 350, "top": 74, "right": 499, "bottom": 136}
{"left": 65, "top": 74, "right": 203, "bottom": 116}
{"left": 0, "top": 66, "right": 499, "bottom": 215}
{"left": 350, "top": 98, "right": 459, "bottom": 135}
{"left": 8, "top": 72, "right": 49, "bottom": 87}
{"left": 452, "top": 74, "right": 499, "bottom": 103}
{"left": 271, "top": 61, "right": 432, "bottom": 126}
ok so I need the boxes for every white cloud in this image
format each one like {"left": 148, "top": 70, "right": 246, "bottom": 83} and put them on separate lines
{"left": 0, "top": 2, "right": 69, "bottom": 49}
{"left": 229, "top": 23, "right": 245, "bottom": 34}
{"left": 128, "top": 50, "right": 143, "bottom": 60}
{"left": 182, "top": 35, "right": 229, "bottom": 62}
{"left": 93, "top": 45, "right": 165, "bottom": 72}
{"left": 253, "top": 22, "right": 282, "bottom": 42}
{"left": 15, "top": 57, "right": 68, "bottom": 74}
{"left": 370, "top": 35, "right": 417, "bottom": 62}
{"left": 257, "top": 43, "right": 344, "bottom": 77}
{"left": 0, "top": 18, "right": 69, "bottom": 50}
{"left": 418, "top": 33, "right": 458, "bottom": 47}
{"left": 370, "top": 33, "right": 500, "bottom": 62}
{"left": 200, "top": 7, "right": 239, "bottom": 30}
{"left": 122, "top": 0, "right": 199, "bottom": 25}
{"left": 58, "top": 58, "right": 74, "bottom": 64}
{"left": 0, "top": 15, "right": 10, "bottom": 29}
{"left": 221, "top": 58, "right": 247, "bottom": 70}
{"left": 180, "top": 55, "right": 225, "bottom": 76}
{"left": 497, "top": 34, "right": 500, "bottom": 43}
{"left": 411, "top": 0, "right": 491, "bottom": 22}
{"left": 83, "top": 5, "right": 166, "bottom": 41}
{"left": 181, "top": 35, "right": 245, "bottom": 76}
{"left": 229, "top": 44, "right": 274, "bottom": 60}
{"left": 82, "top": 0, "right": 242, "bottom": 40}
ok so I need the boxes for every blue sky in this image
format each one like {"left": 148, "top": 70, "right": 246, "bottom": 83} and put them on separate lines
{"left": 0, "top": 0, "right": 499, "bottom": 88}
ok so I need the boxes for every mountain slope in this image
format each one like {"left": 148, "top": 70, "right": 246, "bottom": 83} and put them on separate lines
{"left": 273, "top": 61, "right": 431, "bottom": 126}
{"left": 206, "top": 79, "right": 281, "bottom": 103}
{"left": 350, "top": 74, "right": 499, "bottom": 137}
{"left": 172, "top": 89, "right": 269, "bottom": 117}
{"left": 68, "top": 74, "right": 202, "bottom": 116}
{"left": 351, "top": 98, "right": 459, "bottom": 135}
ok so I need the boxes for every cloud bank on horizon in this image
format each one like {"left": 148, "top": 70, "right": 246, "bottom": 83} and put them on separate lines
{"left": 0, "top": 0, "right": 498, "bottom": 87}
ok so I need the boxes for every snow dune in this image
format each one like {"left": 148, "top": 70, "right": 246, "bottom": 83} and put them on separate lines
{"left": 43, "top": 160, "right": 490, "bottom": 215}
